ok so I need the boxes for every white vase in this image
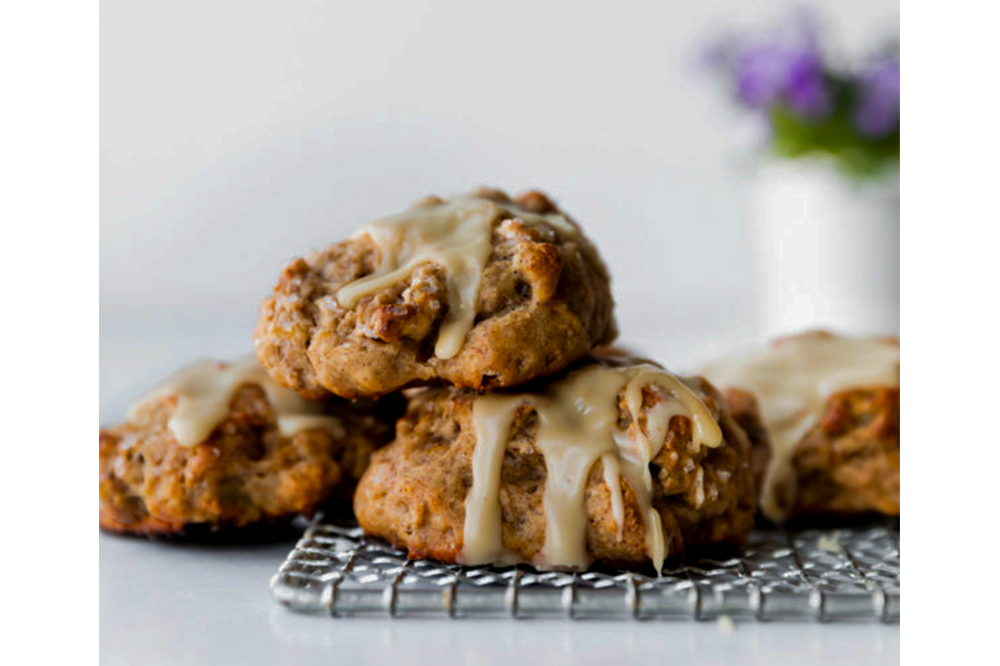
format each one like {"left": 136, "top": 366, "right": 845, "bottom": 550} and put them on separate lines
{"left": 749, "top": 158, "right": 900, "bottom": 338}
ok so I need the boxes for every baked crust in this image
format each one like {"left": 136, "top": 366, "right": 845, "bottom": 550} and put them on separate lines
{"left": 791, "top": 386, "right": 900, "bottom": 517}
{"left": 99, "top": 385, "right": 397, "bottom": 536}
{"left": 726, "top": 386, "right": 900, "bottom": 519}
{"left": 353, "top": 374, "right": 756, "bottom": 568}
{"left": 253, "top": 189, "right": 617, "bottom": 399}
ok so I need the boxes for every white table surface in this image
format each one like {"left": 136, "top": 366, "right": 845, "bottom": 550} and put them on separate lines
{"left": 100, "top": 303, "right": 900, "bottom": 666}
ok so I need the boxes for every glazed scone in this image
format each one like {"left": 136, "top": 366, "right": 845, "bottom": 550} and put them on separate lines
{"left": 702, "top": 331, "right": 900, "bottom": 522}
{"left": 354, "top": 357, "right": 757, "bottom": 572}
{"left": 99, "top": 356, "right": 397, "bottom": 536}
{"left": 254, "top": 188, "right": 617, "bottom": 399}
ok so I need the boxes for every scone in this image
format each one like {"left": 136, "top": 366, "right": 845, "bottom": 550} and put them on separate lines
{"left": 99, "top": 356, "right": 398, "bottom": 536}
{"left": 354, "top": 356, "right": 757, "bottom": 572}
{"left": 254, "top": 188, "right": 617, "bottom": 399}
{"left": 702, "top": 331, "right": 900, "bottom": 522}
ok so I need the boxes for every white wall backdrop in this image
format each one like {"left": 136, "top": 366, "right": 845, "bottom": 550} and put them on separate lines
{"left": 100, "top": 0, "right": 898, "bottom": 419}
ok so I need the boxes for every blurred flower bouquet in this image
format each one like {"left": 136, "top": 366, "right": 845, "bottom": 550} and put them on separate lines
{"left": 706, "top": 13, "right": 899, "bottom": 177}
{"left": 705, "top": 13, "right": 900, "bottom": 336}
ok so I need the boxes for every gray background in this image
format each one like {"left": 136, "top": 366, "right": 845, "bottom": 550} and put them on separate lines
{"left": 100, "top": 0, "right": 898, "bottom": 420}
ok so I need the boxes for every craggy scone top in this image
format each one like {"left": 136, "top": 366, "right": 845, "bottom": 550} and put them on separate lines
{"left": 254, "top": 188, "right": 617, "bottom": 399}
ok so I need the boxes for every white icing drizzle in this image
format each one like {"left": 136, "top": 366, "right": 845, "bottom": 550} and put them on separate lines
{"left": 461, "top": 396, "right": 524, "bottom": 565}
{"left": 700, "top": 333, "right": 900, "bottom": 522}
{"left": 127, "top": 355, "right": 339, "bottom": 447}
{"left": 460, "top": 362, "right": 723, "bottom": 572}
{"left": 335, "top": 191, "right": 577, "bottom": 359}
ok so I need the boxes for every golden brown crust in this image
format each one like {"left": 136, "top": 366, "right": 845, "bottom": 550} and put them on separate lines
{"left": 724, "top": 386, "right": 900, "bottom": 520}
{"left": 791, "top": 386, "right": 900, "bottom": 517}
{"left": 99, "top": 385, "right": 396, "bottom": 536}
{"left": 253, "top": 189, "right": 617, "bottom": 399}
{"left": 353, "top": 375, "right": 756, "bottom": 567}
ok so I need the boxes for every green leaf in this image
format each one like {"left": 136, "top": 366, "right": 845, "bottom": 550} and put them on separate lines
{"left": 767, "top": 97, "right": 898, "bottom": 179}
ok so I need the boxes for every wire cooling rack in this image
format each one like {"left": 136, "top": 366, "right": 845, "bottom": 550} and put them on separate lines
{"left": 270, "top": 516, "right": 899, "bottom": 622}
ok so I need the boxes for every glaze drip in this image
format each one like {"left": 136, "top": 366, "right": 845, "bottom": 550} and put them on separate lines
{"left": 460, "top": 362, "right": 723, "bottom": 572}
{"left": 127, "top": 355, "right": 339, "bottom": 446}
{"left": 336, "top": 191, "right": 577, "bottom": 359}
{"left": 700, "top": 332, "right": 900, "bottom": 522}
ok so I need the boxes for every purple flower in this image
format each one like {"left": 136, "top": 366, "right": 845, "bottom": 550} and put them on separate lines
{"left": 699, "top": 9, "right": 899, "bottom": 172}
{"left": 736, "top": 44, "right": 830, "bottom": 119}
{"left": 715, "top": 10, "right": 831, "bottom": 120}
{"left": 854, "top": 59, "right": 900, "bottom": 137}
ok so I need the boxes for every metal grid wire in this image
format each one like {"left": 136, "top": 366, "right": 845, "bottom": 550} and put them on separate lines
{"left": 270, "top": 517, "right": 899, "bottom": 622}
